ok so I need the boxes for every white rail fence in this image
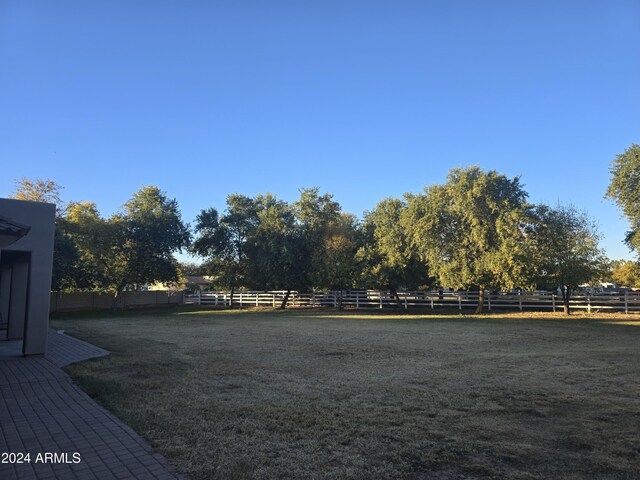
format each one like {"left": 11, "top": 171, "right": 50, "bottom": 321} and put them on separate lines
{"left": 184, "top": 290, "right": 640, "bottom": 313}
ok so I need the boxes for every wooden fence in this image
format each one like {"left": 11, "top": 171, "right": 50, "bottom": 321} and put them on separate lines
{"left": 50, "top": 290, "right": 184, "bottom": 313}
{"left": 184, "top": 290, "right": 640, "bottom": 313}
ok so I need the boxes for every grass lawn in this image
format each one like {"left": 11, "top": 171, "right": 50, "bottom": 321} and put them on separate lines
{"left": 51, "top": 309, "right": 640, "bottom": 480}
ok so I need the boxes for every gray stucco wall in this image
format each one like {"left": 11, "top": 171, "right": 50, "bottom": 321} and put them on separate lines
{"left": 0, "top": 198, "right": 55, "bottom": 355}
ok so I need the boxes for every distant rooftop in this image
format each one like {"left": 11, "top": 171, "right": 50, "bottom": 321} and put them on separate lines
{"left": 186, "top": 275, "right": 213, "bottom": 285}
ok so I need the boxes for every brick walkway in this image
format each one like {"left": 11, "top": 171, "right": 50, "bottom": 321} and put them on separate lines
{"left": 0, "top": 331, "right": 184, "bottom": 479}
{"left": 45, "top": 329, "right": 110, "bottom": 368}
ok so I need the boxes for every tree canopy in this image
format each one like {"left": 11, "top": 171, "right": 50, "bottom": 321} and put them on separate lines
{"left": 357, "top": 197, "right": 431, "bottom": 303}
{"left": 606, "top": 144, "right": 640, "bottom": 251}
{"left": 10, "top": 177, "right": 64, "bottom": 210}
{"left": 245, "top": 196, "right": 306, "bottom": 293}
{"left": 7, "top": 170, "right": 615, "bottom": 315}
{"left": 192, "top": 189, "right": 357, "bottom": 307}
{"left": 405, "top": 167, "right": 533, "bottom": 312}
{"left": 314, "top": 212, "right": 361, "bottom": 291}
{"left": 293, "top": 187, "right": 346, "bottom": 290}
{"left": 191, "top": 194, "right": 260, "bottom": 303}
{"left": 10, "top": 177, "right": 80, "bottom": 289}
{"left": 55, "top": 188, "right": 190, "bottom": 298}
{"left": 609, "top": 259, "right": 640, "bottom": 289}
{"left": 529, "top": 204, "right": 607, "bottom": 313}
{"left": 120, "top": 186, "right": 190, "bottom": 289}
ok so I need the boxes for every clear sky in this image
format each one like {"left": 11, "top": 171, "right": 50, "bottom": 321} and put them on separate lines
{"left": 1, "top": 1, "right": 639, "bottom": 260}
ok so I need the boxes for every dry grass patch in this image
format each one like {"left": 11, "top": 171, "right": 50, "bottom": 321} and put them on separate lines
{"left": 52, "top": 309, "right": 640, "bottom": 479}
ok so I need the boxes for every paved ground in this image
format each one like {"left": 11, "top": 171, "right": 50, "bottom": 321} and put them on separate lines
{"left": 0, "top": 330, "right": 184, "bottom": 480}
{"left": 44, "top": 329, "right": 109, "bottom": 368}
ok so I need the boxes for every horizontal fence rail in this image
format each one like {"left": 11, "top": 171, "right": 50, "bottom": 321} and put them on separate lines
{"left": 184, "top": 290, "right": 640, "bottom": 313}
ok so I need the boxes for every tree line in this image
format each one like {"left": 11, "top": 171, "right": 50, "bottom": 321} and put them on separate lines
{"left": 8, "top": 144, "right": 640, "bottom": 314}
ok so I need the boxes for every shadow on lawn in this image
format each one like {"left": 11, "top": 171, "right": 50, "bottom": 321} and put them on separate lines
{"left": 170, "top": 306, "right": 640, "bottom": 326}
{"left": 50, "top": 304, "right": 640, "bottom": 329}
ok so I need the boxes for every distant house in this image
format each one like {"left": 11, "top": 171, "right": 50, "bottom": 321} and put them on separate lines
{"left": 146, "top": 275, "right": 213, "bottom": 292}
{"left": 0, "top": 199, "right": 56, "bottom": 355}
{"left": 184, "top": 276, "right": 214, "bottom": 292}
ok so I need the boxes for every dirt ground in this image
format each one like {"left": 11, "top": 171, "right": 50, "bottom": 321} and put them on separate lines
{"left": 52, "top": 309, "right": 640, "bottom": 479}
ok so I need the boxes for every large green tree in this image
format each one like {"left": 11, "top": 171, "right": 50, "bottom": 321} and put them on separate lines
{"left": 121, "top": 186, "right": 191, "bottom": 290}
{"left": 292, "top": 187, "right": 348, "bottom": 291}
{"left": 609, "top": 259, "right": 640, "bottom": 288}
{"left": 315, "top": 213, "right": 362, "bottom": 292}
{"left": 357, "top": 197, "right": 431, "bottom": 306}
{"left": 606, "top": 144, "right": 640, "bottom": 252}
{"left": 245, "top": 195, "right": 307, "bottom": 308}
{"left": 191, "top": 194, "right": 260, "bottom": 305}
{"left": 193, "top": 190, "right": 359, "bottom": 309}
{"left": 194, "top": 192, "right": 338, "bottom": 308}
{"left": 529, "top": 204, "right": 608, "bottom": 314}
{"left": 406, "top": 167, "right": 533, "bottom": 313}
{"left": 65, "top": 201, "right": 126, "bottom": 292}
{"left": 51, "top": 215, "right": 95, "bottom": 291}
{"left": 65, "top": 187, "right": 190, "bottom": 302}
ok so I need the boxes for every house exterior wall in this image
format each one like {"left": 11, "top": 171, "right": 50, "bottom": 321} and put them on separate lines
{"left": 7, "top": 258, "right": 29, "bottom": 339}
{"left": 0, "top": 198, "right": 55, "bottom": 355}
{"left": 0, "top": 266, "right": 11, "bottom": 327}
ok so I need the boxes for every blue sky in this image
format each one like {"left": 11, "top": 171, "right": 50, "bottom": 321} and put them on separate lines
{"left": 1, "top": 1, "right": 639, "bottom": 260}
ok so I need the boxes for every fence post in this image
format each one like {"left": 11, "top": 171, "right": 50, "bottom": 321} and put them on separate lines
{"left": 312, "top": 291, "right": 316, "bottom": 307}
{"left": 255, "top": 293, "right": 259, "bottom": 307}
{"left": 404, "top": 294, "right": 408, "bottom": 310}
{"left": 551, "top": 294, "right": 555, "bottom": 312}
{"left": 356, "top": 292, "right": 359, "bottom": 309}
{"left": 587, "top": 295, "right": 591, "bottom": 314}
{"left": 379, "top": 291, "right": 383, "bottom": 309}
{"left": 292, "top": 292, "right": 296, "bottom": 308}
{"left": 487, "top": 291, "right": 491, "bottom": 311}
{"left": 625, "top": 292, "right": 628, "bottom": 314}
{"left": 458, "top": 294, "right": 461, "bottom": 311}
{"left": 334, "top": 292, "right": 338, "bottom": 308}
{"left": 518, "top": 291, "right": 522, "bottom": 311}
{"left": 198, "top": 290, "right": 201, "bottom": 306}
{"left": 430, "top": 294, "right": 434, "bottom": 310}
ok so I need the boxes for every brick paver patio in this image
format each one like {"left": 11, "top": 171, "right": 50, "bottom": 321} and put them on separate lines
{"left": 0, "top": 330, "right": 184, "bottom": 479}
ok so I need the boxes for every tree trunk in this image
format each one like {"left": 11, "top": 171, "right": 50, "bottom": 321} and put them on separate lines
{"left": 111, "top": 289, "right": 120, "bottom": 310}
{"left": 391, "top": 287, "right": 402, "bottom": 309}
{"left": 111, "top": 284, "right": 126, "bottom": 310}
{"left": 279, "top": 289, "right": 291, "bottom": 310}
{"left": 475, "top": 286, "right": 485, "bottom": 314}
{"left": 229, "top": 286, "right": 235, "bottom": 309}
{"left": 562, "top": 286, "right": 571, "bottom": 315}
